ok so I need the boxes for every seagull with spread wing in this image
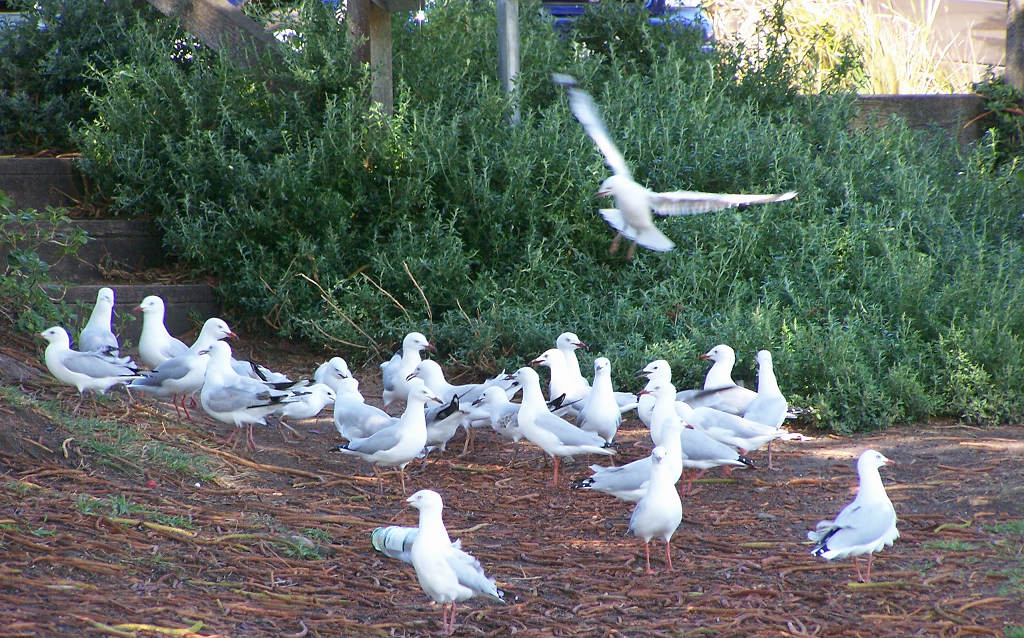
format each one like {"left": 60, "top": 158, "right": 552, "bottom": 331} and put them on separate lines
{"left": 552, "top": 73, "right": 796, "bottom": 260}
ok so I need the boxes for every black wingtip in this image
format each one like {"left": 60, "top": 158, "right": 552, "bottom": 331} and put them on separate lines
{"left": 570, "top": 477, "right": 593, "bottom": 489}
{"left": 739, "top": 455, "right": 756, "bottom": 469}
{"left": 330, "top": 443, "right": 350, "bottom": 452}
{"left": 436, "top": 396, "right": 460, "bottom": 420}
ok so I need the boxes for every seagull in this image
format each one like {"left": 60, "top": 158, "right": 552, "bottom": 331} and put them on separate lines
{"left": 644, "top": 381, "right": 755, "bottom": 494}
{"left": 469, "top": 386, "right": 523, "bottom": 459}
{"left": 627, "top": 445, "right": 683, "bottom": 573}
{"left": 78, "top": 287, "right": 120, "bottom": 355}
{"left": 313, "top": 356, "right": 352, "bottom": 393}
{"left": 130, "top": 317, "right": 235, "bottom": 419}
{"left": 742, "top": 349, "right": 790, "bottom": 466}
{"left": 675, "top": 344, "right": 756, "bottom": 415}
{"left": 371, "top": 526, "right": 506, "bottom": 608}
{"left": 274, "top": 382, "right": 336, "bottom": 439}
{"left": 133, "top": 295, "right": 190, "bottom": 369}
{"left": 39, "top": 326, "right": 142, "bottom": 413}
{"left": 531, "top": 348, "right": 588, "bottom": 413}
{"left": 128, "top": 348, "right": 211, "bottom": 420}
{"left": 680, "top": 402, "right": 807, "bottom": 470}
{"left": 808, "top": 450, "right": 899, "bottom": 583}
{"left": 380, "top": 332, "right": 436, "bottom": 408}
{"left": 533, "top": 348, "right": 636, "bottom": 418}
{"left": 333, "top": 376, "right": 396, "bottom": 440}
{"left": 190, "top": 317, "right": 238, "bottom": 352}
{"left": 555, "top": 331, "right": 590, "bottom": 396}
{"left": 552, "top": 74, "right": 796, "bottom": 260}
{"left": 575, "top": 357, "right": 621, "bottom": 444}
{"left": 406, "top": 490, "right": 503, "bottom": 635}
{"left": 199, "top": 340, "right": 302, "bottom": 449}
{"left": 331, "top": 378, "right": 440, "bottom": 493}
{"left": 511, "top": 366, "right": 614, "bottom": 486}
{"left": 571, "top": 416, "right": 682, "bottom": 503}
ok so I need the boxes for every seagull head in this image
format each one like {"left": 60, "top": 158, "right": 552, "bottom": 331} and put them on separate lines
{"left": 38, "top": 326, "right": 70, "bottom": 346}
{"left": 556, "top": 332, "right": 588, "bottom": 352}
{"left": 858, "top": 449, "right": 894, "bottom": 472}
{"left": 406, "top": 488, "right": 443, "bottom": 511}
{"left": 597, "top": 174, "right": 630, "bottom": 198}
{"left": 702, "top": 344, "right": 735, "bottom": 363}
{"left": 638, "top": 359, "right": 671, "bottom": 381}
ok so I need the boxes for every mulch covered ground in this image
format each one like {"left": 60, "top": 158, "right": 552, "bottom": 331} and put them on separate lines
{"left": 1, "top": 331, "right": 1022, "bottom": 637}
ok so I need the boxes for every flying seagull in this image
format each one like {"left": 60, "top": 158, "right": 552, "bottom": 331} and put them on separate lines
{"left": 552, "top": 73, "right": 796, "bottom": 260}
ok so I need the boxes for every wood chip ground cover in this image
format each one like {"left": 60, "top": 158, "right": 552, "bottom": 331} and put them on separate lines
{"left": 1, "top": 333, "right": 1022, "bottom": 636}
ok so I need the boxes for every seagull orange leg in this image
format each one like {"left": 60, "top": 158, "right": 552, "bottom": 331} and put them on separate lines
{"left": 853, "top": 556, "right": 865, "bottom": 582}
{"left": 552, "top": 456, "right": 560, "bottom": 486}
{"left": 665, "top": 540, "right": 674, "bottom": 572}
{"left": 643, "top": 541, "right": 654, "bottom": 574}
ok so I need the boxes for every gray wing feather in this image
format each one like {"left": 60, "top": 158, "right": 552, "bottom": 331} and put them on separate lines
{"left": 650, "top": 190, "right": 796, "bottom": 217}
{"left": 61, "top": 351, "right": 135, "bottom": 378}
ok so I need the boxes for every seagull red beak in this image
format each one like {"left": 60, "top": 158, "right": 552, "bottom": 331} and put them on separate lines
{"left": 575, "top": 341, "right": 589, "bottom": 351}
{"left": 425, "top": 343, "right": 437, "bottom": 352}
{"left": 131, "top": 306, "right": 142, "bottom": 314}
{"left": 227, "top": 331, "right": 238, "bottom": 339}
{"left": 699, "top": 353, "right": 710, "bottom": 360}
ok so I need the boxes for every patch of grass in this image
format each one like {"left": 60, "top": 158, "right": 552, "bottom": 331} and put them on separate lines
{"left": 106, "top": 493, "right": 149, "bottom": 517}
{"left": 984, "top": 519, "right": 1024, "bottom": 536}
{"left": 75, "top": 494, "right": 104, "bottom": 515}
{"left": 277, "top": 536, "right": 322, "bottom": 561}
{"left": 1006, "top": 625, "right": 1024, "bottom": 638}
{"left": 302, "top": 528, "right": 333, "bottom": 544}
{"left": 922, "top": 540, "right": 978, "bottom": 552}
{"left": 150, "top": 514, "right": 196, "bottom": 530}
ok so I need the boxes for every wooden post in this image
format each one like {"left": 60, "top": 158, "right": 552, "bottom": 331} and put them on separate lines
{"left": 143, "top": 0, "right": 281, "bottom": 70}
{"left": 496, "top": 0, "right": 521, "bottom": 123}
{"left": 369, "top": 1, "right": 393, "bottom": 113}
{"left": 1009, "top": 0, "right": 1024, "bottom": 90}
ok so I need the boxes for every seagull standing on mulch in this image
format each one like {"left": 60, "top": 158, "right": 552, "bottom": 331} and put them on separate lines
{"left": 381, "top": 332, "right": 436, "bottom": 409}
{"left": 675, "top": 344, "right": 757, "bottom": 415}
{"left": 552, "top": 74, "right": 796, "bottom": 260}
{"left": 511, "top": 366, "right": 614, "bottom": 486}
{"left": 78, "top": 287, "right": 121, "bottom": 356}
{"left": 807, "top": 449, "right": 899, "bottom": 583}
{"left": 406, "top": 489, "right": 503, "bottom": 635}
{"left": 199, "top": 340, "right": 302, "bottom": 449}
{"left": 627, "top": 445, "right": 683, "bottom": 573}
{"left": 134, "top": 295, "right": 190, "bottom": 369}
{"left": 39, "top": 326, "right": 142, "bottom": 413}
{"left": 332, "top": 378, "right": 440, "bottom": 493}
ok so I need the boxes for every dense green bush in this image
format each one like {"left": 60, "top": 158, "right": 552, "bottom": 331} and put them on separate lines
{"left": 49, "top": 0, "right": 1024, "bottom": 431}
{"left": 0, "top": 0, "right": 166, "bottom": 153}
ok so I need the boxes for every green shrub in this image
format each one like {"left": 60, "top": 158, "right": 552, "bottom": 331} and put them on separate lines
{"left": 0, "top": 0, "right": 166, "bottom": 153}
{"left": 52, "top": 0, "right": 1024, "bottom": 432}
{"left": 0, "top": 192, "right": 88, "bottom": 332}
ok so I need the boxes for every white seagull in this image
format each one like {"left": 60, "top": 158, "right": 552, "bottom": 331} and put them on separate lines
{"left": 675, "top": 344, "right": 757, "bottom": 415}
{"left": 808, "top": 450, "right": 899, "bottom": 583}
{"left": 406, "top": 490, "right": 503, "bottom": 635}
{"left": 575, "top": 356, "right": 621, "bottom": 444}
{"left": 39, "top": 326, "right": 141, "bottom": 413}
{"left": 468, "top": 386, "right": 523, "bottom": 458}
{"left": 571, "top": 416, "right": 682, "bottom": 503}
{"left": 274, "top": 382, "right": 336, "bottom": 439}
{"left": 133, "top": 295, "right": 190, "bottom": 369}
{"left": 380, "top": 332, "right": 436, "bottom": 408}
{"left": 644, "top": 381, "right": 754, "bottom": 494}
{"left": 199, "top": 340, "right": 302, "bottom": 449}
{"left": 511, "top": 366, "right": 614, "bottom": 486}
{"left": 627, "top": 445, "right": 683, "bottom": 573}
{"left": 552, "top": 74, "right": 796, "bottom": 260}
{"left": 313, "top": 356, "right": 352, "bottom": 393}
{"left": 78, "top": 287, "right": 120, "bottom": 355}
{"left": 333, "top": 376, "right": 396, "bottom": 441}
{"left": 128, "top": 349, "right": 211, "bottom": 420}
{"left": 332, "top": 378, "right": 440, "bottom": 493}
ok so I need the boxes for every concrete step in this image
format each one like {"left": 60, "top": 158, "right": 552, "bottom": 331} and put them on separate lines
{"left": 58, "top": 283, "right": 220, "bottom": 347}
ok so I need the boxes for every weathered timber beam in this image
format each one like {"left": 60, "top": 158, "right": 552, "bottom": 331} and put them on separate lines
{"left": 143, "top": 0, "right": 281, "bottom": 71}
